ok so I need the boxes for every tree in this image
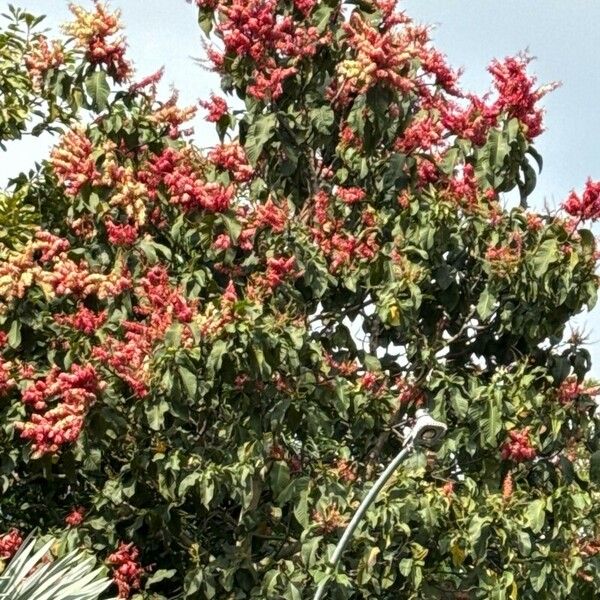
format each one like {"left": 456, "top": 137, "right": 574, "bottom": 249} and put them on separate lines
{"left": 1, "top": 0, "right": 600, "bottom": 598}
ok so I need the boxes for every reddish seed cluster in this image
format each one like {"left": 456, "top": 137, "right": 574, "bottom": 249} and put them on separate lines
{"left": 107, "top": 543, "right": 143, "bottom": 599}
{"left": 208, "top": 142, "right": 254, "bottom": 182}
{"left": 200, "top": 94, "right": 228, "bottom": 122}
{"left": 25, "top": 35, "right": 64, "bottom": 88}
{"left": 64, "top": 1, "right": 131, "bottom": 82}
{"left": 0, "top": 529, "right": 23, "bottom": 560}
{"left": 500, "top": 428, "right": 537, "bottom": 463}
{"left": 65, "top": 506, "right": 86, "bottom": 527}
{"left": 253, "top": 198, "right": 288, "bottom": 233}
{"left": 54, "top": 304, "right": 107, "bottom": 335}
{"left": 16, "top": 364, "right": 102, "bottom": 457}
{"left": 562, "top": 179, "right": 600, "bottom": 222}
{"left": 312, "top": 505, "right": 347, "bottom": 534}
{"left": 50, "top": 127, "right": 100, "bottom": 197}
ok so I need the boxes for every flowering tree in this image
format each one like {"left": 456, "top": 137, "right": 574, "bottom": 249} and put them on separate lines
{"left": 1, "top": 1, "right": 600, "bottom": 598}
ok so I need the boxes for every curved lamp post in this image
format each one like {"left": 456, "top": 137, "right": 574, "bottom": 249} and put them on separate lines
{"left": 312, "top": 409, "right": 447, "bottom": 600}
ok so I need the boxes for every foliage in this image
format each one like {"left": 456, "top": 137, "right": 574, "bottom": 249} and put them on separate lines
{"left": 0, "top": 533, "right": 115, "bottom": 600}
{"left": 0, "top": 1, "right": 600, "bottom": 599}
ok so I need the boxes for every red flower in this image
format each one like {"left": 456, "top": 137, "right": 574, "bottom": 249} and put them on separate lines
{"left": 500, "top": 428, "right": 536, "bottom": 462}
{"left": 562, "top": 179, "right": 600, "bottom": 221}
{"left": 0, "top": 529, "right": 23, "bottom": 560}
{"left": 107, "top": 543, "right": 143, "bottom": 599}
{"left": 65, "top": 506, "right": 86, "bottom": 527}
{"left": 488, "top": 54, "right": 557, "bottom": 140}
{"left": 200, "top": 94, "right": 229, "bottom": 122}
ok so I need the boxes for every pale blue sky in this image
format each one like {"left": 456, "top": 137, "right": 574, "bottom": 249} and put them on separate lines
{"left": 3, "top": 1, "right": 600, "bottom": 375}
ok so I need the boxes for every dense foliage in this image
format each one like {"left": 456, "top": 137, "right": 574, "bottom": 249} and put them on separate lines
{"left": 1, "top": 1, "right": 600, "bottom": 598}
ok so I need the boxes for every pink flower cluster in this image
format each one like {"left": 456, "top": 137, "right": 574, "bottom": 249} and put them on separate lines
{"left": 16, "top": 364, "right": 103, "bottom": 457}
{"left": 107, "top": 543, "right": 143, "bottom": 599}
{"left": 65, "top": 506, "right": 86, "bottom": 527}
{"left": 54, "top": 304, "right": 107, "bottom": 335}
{"left": 208, "top": 143, "right": 254, "bottom": 182}
{"left": 25, "top": 35, "right": 64, "bottom": 88}
{"left": 65, "top": 1, "right": 131, "bottom": 82}
{"left": 93, "top": 265, "right": 197, "bottom": 397}
{"left": 0, "top": 529, "right": 23, "bottom": 560}
{"left": 50, "top": 127, "right": 99, "bottom": 197}
{"left": 488, "top": 54, "right": 555, "bottom": 141}
{"left": 501, "top": 428, "right": 536, "bottom": 462}
{"left": 147, "top": 148, "right": 234, "bottom": 213}
{"left": 200, "top": 94, "right": 228, "bottom": 122}
{"left": 562, "top": 179, "right": 600, "bottom": 221}
{"left": 310, "top": 191, "right": 380, "bottom": 272}
{"left": 557, "top": 376, "right": 600, "bottom": 405}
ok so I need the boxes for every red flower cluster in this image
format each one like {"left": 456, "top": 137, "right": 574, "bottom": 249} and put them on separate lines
{"left": 336, "top": 186, "right": 366, "bottom": 205}
{"left": 65, "top": 506, "right": 86, "bottom": 527}
{"left": 310, "top": 191, "right": 380, "bottom": 272}
{"left": 148, "top": 148, "right": 234, "bottom": 213}
{"left": 562, "top": 179, "right": 600, "bottom": 221}
{"left": 17, "top": 364, "right": 102, "bottom": 457}
{"left": 200, "top": 94, "right": 228, "bottom": 122}
{"left": 395, "top": 116, "right": 444, "bottom": 153}
{"left": 500, "top": 428, "right": 537, "bottom": 462}
{"left": 25, "top": 35, "right": 64, "bottom": 89}
{"left": 441, "top": 95, "right": 497, "bottom": 146}
{"left": 105, "top": 219, "right": 139, "bottom": 246}
{"left": 93, "top": 265, "right": 197, "bottom": 396}
{"left": 107, "top": 543, "right": 143, "bottom": 599}
{"left": 50, "top": 127, "right": 100, "bottom": 197}
{"left": 65, "top": 1, "right": 131, "bottom": 82}
{"left": 293, "top": 0, "right": 316, "bottom": 16}
{"left": 264, "top": 256, "right": 298, "bottom": 289}
{"left": 208, "top": 0, "right": 324, "bottom": 101}
{"left": 54, "top": 304, "right": 107, "bottom": 335}
{"left": 208, "top": 142, "right": 254, "bottom": 182}
{"left": 149, "top": 91, "right": 197, "bottom": 139}
{"left": 488, "top": 54, "right": 556, "bottom": 141}
{"left": 0, "top": 529, "right": 23, "bottom": 560}
{"left": 557, "top": 376, "right": 600, "bottom": 405}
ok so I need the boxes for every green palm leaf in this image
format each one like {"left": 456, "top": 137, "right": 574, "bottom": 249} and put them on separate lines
{"left": 0, "top": 534, "right": 116, "bottom": 600}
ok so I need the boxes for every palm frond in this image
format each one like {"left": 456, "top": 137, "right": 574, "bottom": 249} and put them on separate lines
{"left": 0, "top": 534, "right": 117, "bottom": 600}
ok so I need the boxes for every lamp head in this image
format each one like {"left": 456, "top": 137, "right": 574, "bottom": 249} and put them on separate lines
{"left": 411, "top": 409, "right": 447, "bottom": 447}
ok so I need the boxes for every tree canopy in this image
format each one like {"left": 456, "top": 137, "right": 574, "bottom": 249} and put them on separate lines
{"left": 1, "top": 1, "right": 600, "bottom": 598}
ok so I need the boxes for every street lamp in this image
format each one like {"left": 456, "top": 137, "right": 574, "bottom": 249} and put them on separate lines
{"left": 311, "top": 409, "right": 447, "bottom": 600}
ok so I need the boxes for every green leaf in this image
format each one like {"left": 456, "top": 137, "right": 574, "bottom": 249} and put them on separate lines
{"left": 146, "top": 569, "right": 177, "bottom": 587}
{"left": 178, "top": 365, "right": 197, "bottom": 399}
{"left": 8, "top": 320, "right": 21, "bottom": 348}
{"left": 477, "top": 287, "right": 497, "bottom": 320}
{"left": 244, "top": 113, "right": 277, "bottom": 165}
{"left": 85, "top": 71, "right": 110, "bottom": 112}
{"left": 590, "top": 450, "right": 600, "bottom": 484}
{"left": 525, "top": 499, "right": 546, "bottom": 533}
